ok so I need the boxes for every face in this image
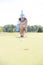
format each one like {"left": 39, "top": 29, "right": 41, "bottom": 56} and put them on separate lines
{"left": 21, "top": 17, "right": 24, "bottom": 21}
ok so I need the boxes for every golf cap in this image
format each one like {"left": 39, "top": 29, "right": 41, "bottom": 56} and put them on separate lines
{"left": 20, "top": 10, "right": 25, "bottom": 18}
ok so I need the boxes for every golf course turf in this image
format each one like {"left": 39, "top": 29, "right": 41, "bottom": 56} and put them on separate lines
{"left": 0, "top": 33, "right": 43, "bottom": 65}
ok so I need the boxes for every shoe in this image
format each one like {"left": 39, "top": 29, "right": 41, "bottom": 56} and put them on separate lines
{"left": 21, "top": 35, "right": 24, "bottom": 37}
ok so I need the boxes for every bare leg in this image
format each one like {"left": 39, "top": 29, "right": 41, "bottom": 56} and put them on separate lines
{"left": 20, "top": 24, "right": 25, "bottom": 37}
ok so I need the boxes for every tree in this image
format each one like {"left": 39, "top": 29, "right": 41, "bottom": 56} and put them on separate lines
{"left": 3, "top": 25, "right": 16, "bottom": 32}
{"left": 38, "top": 27, "right": 43, "bottom": 32}
{"left": 3, "top": 25, "right": 43, "bottom": 32}
{"left": 0, "top": 27, "right": 3, "bottom": 32}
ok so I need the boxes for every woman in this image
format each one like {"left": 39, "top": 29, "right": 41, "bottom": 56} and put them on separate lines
{"left": 18, "top": 11, "right": 28, "bottom": 37}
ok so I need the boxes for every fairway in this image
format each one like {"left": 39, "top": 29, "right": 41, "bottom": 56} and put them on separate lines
{"left": 0, "top": 33, "right": 43, "bottom": 65}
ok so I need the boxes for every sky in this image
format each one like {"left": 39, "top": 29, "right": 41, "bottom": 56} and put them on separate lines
{"left": 0, "top": 0, "right": 43, "bottom": 26}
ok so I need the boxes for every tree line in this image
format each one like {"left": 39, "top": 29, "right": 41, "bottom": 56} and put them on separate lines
{"left": 0, "top": 25, "right": 43, "bottom": 32}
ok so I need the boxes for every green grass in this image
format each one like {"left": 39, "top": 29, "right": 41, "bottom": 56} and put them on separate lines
{"left": 0, "top": 32, "right": 43, "bottom": 65}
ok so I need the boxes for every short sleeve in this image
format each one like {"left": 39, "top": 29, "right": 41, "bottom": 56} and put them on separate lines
{"left": 25, "top": 19, "right": 28, "bottom": 23}
{"left": 17, "top": 21, "right": 21, "bottom": 25}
